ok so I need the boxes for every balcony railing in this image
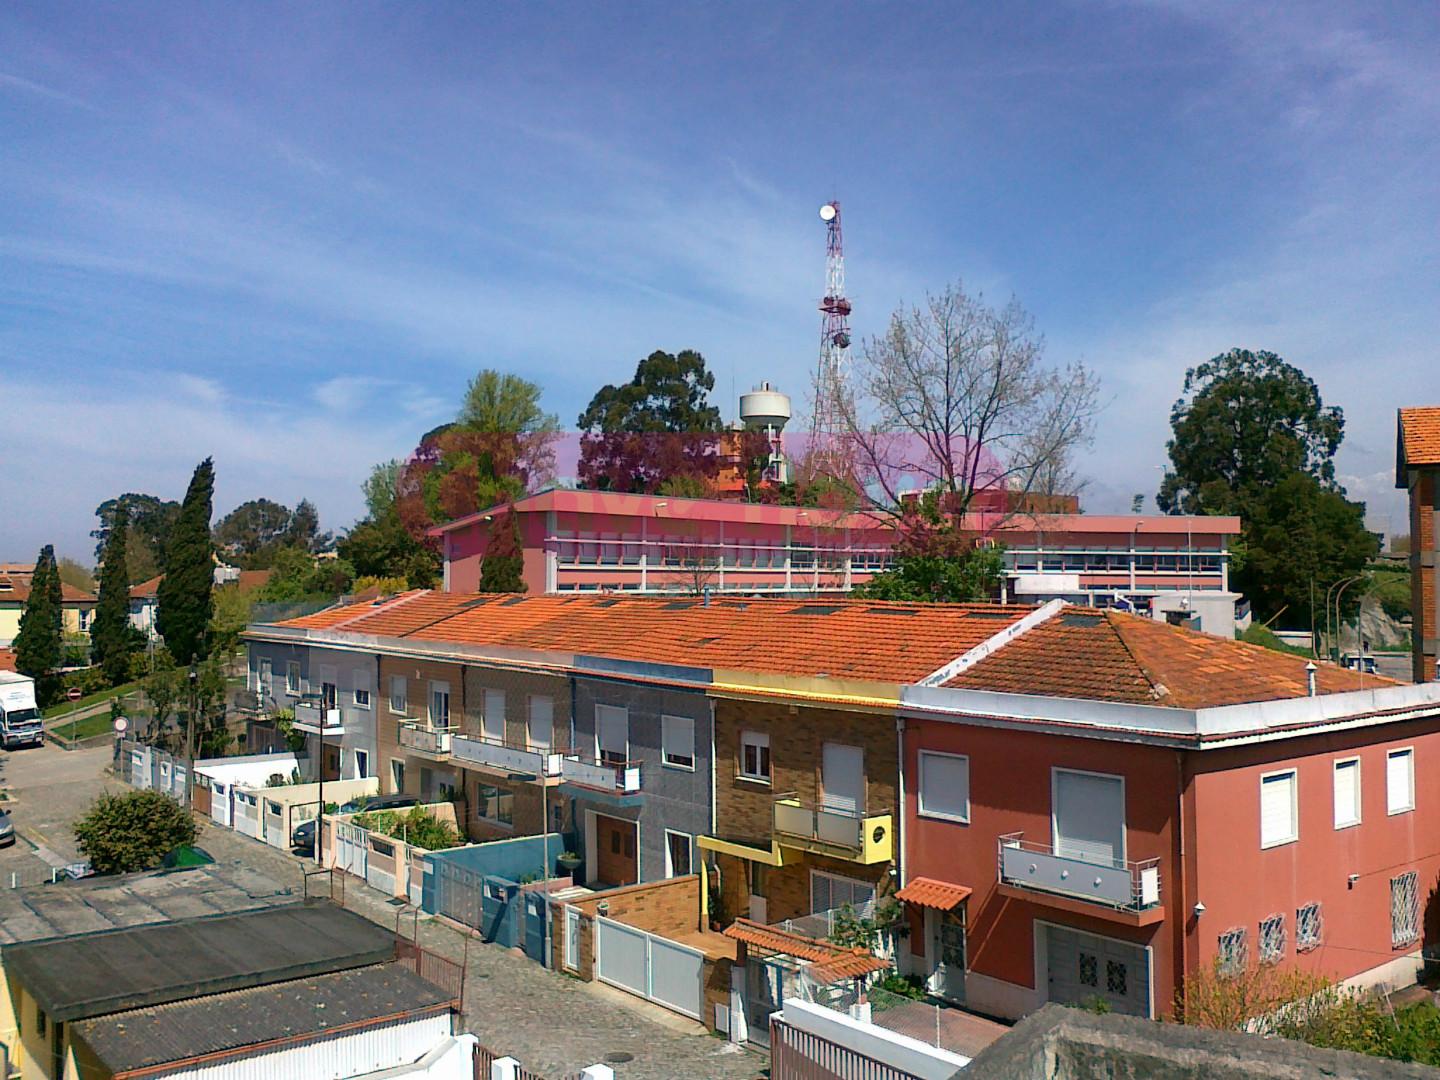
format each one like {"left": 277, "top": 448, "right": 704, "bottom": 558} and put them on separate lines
{"left": 559, "top": 755, "right": 642, "bottom": 794}
{"left": 772, "top": 797, "right": 893, "bottom": 864}
{"left": 398, "top": 722, "right": 455, "bottom": 759}
{"left": 292, "top": 698, "right": 344, "bottom": 735}
{"left": 450, "top": 733, "right": 564, "bottom": 778}
{"left": 998, "top": 832, "right": 1161, "bottom": 913}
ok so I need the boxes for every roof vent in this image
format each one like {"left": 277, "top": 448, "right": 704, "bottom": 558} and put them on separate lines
{"left": 1306, "top": 661, "right": 1318, "bottom": 697}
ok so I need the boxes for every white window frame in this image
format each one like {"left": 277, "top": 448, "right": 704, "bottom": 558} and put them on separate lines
{"left": 528, "top": 695, "right": 553, "bottom": 752}
{"left": 483, "top": 689, "right": 506, "bottom": 744}
{"left": 390, "top": 759, "right": 405, "bottom": 795}
{"left": 1387, "top": 748, "right": 1415, "bottom": 815}
{"left": 664, "top": 829, "right": 694, "bottom": 878}
{"left": 285, "top": 661, "right": 301, "bottom": 695}
{"left": 353, "top": 748, "right": 370, "bottom": 780}
{"left": 661, "top": 714, "right": 696, "bottom": 771}
{"left": 1332, "top": 757, "right": 1361, "bottom": 830}
{"left": 1259, "top": 768, "right": 1299, "bottom": 849}
{"left": 739, "top": 730, "right": 771, "bottom": 784}
{"left": 1051, "top": 767, "right": 1127, "bottom": 864}
{"left": 917, "top": 750, "right": 970, "bottom": 824}
{"left": 428, "top": 681, "right": 451, "bottom": 728}
{"left": 352, "top": 670, "right": 371, "bottom": 709}
{"left": 389, "top": 675, "right": 408, "bottom": 716}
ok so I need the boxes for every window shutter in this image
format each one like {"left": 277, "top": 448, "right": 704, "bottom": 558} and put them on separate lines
{"left": 529, "top": 696, "right": 553, "bottom": 750}
{"left": 598, "top": 706, "right": 628, "bottom": 759}
{"left": 1333, "top": 760, "right": 1359, "bottom": 827}
{"left": 1388, "top": 751, "right": 1413, "bottom": 813}
{"left": 1260, "top": 772, "right": 1295, "bottom": 846}
{"left": 483, "top": 690, "right": 505, "bottom": 743}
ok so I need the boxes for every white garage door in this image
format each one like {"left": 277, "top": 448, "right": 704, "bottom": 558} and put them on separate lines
{"left": 1046, "top": 926, "right": 1150, "bottom": 1017}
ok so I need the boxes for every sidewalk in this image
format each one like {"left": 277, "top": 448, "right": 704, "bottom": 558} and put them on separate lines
{"left": 195, "top": 822, "right": 763, "bottom": 1080}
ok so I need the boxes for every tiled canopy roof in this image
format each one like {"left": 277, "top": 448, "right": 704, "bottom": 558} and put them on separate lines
{"left": 270, "top": 593, "right": 1034, "bottom": 685}
{"left": 721, "top": 919, "right": 888, "bottom": 983}
{"left": 1398, "top": 406, "right": 1440, "bottom": 470}
{"left": 950, "top": 608, "right": 1394, "bottom": 708}
{"left": 895, "top": 877, "right": 973, "bottom": 910}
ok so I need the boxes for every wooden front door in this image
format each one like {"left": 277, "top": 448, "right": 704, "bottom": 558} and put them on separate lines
{"left": 595, "top": 814, "right": 637, "bottom": 886}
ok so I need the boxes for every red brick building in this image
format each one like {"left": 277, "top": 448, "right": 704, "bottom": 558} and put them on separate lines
{"left": 1398, "top": 406, "right": 1440, "bottom": 683}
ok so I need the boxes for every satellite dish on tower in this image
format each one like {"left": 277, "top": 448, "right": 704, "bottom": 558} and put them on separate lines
{"left": 819, "top": 203, "right": 837, "bottom": 222}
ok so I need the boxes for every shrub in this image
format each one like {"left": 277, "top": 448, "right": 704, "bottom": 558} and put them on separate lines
{"left": 74, "top": 789, "right": 197, "bottom": 875}
{"left": 354, "top": 807, "right": 460, "bottom": 850}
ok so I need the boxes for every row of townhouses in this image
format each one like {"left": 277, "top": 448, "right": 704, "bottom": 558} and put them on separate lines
{"left": 243, "top": 587, "right": 1440, "bottom": 1030}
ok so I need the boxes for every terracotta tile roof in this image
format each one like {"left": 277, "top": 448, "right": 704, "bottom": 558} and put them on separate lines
{"left": 130, "top": 575, "right": 164, "bottom": 599}
{"left": 722, "top": 919, "right": 886, "bottom": 983}
{"left": 951, "top": 608, "right": 1396, "bottom": 709}
{"left": 0, "top": 649, "right": 14, "bottom": 673}
{"left": 233, "top": 570, "right": 272, "bottom": 593}
{"left": 0, "top": 578, "right": 95, "bottom": 605}
{"left": 267, "top": 591, "right": 467, "bottom": 635}
{"left": 895, "top": 877, "right": 973, "bottom": 910}
{"left": 1398, "top": 406, "right": 1440, "bottom": 469}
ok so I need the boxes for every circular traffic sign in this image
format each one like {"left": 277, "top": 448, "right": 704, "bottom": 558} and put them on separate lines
{"left": 66, "top": 687, "right": 83, "bottom": 701}
{"left": 113, "top": 716, "right": 129, "bottom": 734}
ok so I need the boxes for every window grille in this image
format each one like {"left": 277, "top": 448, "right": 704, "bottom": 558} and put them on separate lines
{"left": 1218, "top": 927, "right": 1248, "bottom": 974}
{"left": 1296, "top": 903, "right": 1322, "bottom": 952}
{"left": 1392, "top": 871, "right": 1419, "bottom": 947}
{"left": 1259, "top": 914, "right": 1287, "bottom": 963}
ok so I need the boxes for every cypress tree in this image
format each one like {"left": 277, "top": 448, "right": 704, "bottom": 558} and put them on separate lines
{"left": 477, "top": 508, "right": 527, "bottom": 593}
{"left": 14, "top": 546, "right": 63, "bottom": 693}
{"left": 94, "top": 506, "right": 134, "bottom": 685}
{"left": 157, "top": 458, "right": 216, "bottom": 666}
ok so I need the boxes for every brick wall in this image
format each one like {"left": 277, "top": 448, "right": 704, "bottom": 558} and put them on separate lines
{"left": 461, "top": 772, "right": 557, "bottom": 842}
{"left": 462, "top": 665, "right": 574, "bottom": 751}
{"left": 1413, "top": 471, "right": 1437, "bottom": 682}
{"left": 767, "top": 853, "right": 892, "bottom": 927}
{"left": 713, "top": 698, "right": 899, "bottom": 844}
{"left": 377, "top": 655, "right": 467, "bottom": 794}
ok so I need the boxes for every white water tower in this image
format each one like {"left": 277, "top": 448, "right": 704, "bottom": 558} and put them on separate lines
{"left": 739, "top": 382, "right": 792, "bottom": 484}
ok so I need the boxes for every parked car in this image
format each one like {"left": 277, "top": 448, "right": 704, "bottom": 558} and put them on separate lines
{"left": 1340, "top": 653, "right": 1379, "bottom": 674}
{"left": 0, "top": 808, "right": 14, "bottom": 847}
{"left": 292, "top": 818, "right": 318, "bottom": 855}
{"left": 340, "top": 793, "right": 419, "bottom": 814}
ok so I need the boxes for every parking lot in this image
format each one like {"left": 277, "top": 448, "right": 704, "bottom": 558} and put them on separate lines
{"left": 0, "top": 741, "right": 118, "bottom": 884}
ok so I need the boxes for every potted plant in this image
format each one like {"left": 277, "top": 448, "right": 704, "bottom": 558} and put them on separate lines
{"left": 557, "top": 850, "right": 583, "bottom": 872}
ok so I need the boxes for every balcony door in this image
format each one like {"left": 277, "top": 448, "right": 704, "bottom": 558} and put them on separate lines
{"left": 1053, "top": 769, "right": 1125, "bottom": 866}
{"left": 596, "top": 705, "right": 629, "bottom": 766}
{"left": 822, "top": 743, "right": 864, "bottom": 816}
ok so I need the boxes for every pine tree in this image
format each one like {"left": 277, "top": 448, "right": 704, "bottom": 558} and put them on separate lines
{"left": 14, "top": 546, "right": 63, "bottom": 696}
{"left": 157, "top": 458, "right": 216, "bottom": 666}
{"left": 477, "top": 508, "right": 527, "bottom": 593}
{"left": 93, "top": 506, "right": 134, "bottom": 685}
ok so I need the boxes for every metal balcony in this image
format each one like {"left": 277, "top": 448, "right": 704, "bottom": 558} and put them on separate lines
{"left": 292, "top": 699, "right": 344, "bottom": 735}
{"left": 397, "top": 722, "right": 455, "bottom": 761}
{"left": 772, "top": 798, "right": 893, "bottom": 864}
{"left": 997, "top": 832, "right": 1161, "bottom": 916}
{"left": 451, "top": 733, "right": 563, "bottom": 778}
{"left": 559, "top": 755, "right": 642, "bottom": 795}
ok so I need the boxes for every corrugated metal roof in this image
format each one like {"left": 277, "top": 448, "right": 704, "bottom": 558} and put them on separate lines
{"left": 70, "top": 962, "right": 451, "bottom": 1075}
{"left": 3, "top": 902, "right": 394, "bottom": 1021}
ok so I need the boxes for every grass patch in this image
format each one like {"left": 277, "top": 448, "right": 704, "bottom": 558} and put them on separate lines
{"left": 42, "top": 680, "right": 142, "bottom": 720}
{"left": 1239, "top": 623, "right": 1313, "bottom": 657}
{"left": 50, "top": 711, "right": 119, "bottom": 742}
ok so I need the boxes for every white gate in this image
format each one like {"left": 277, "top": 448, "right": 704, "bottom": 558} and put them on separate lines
{"left": 594, "top": 916, "right": 704, "bottom": 1021}
{"left": 334, "top": 821, "right": 369, "bottom": 878}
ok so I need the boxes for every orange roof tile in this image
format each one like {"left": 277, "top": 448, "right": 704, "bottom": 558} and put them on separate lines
{"left": 265, "top": 590, "right": 444, "bottom": 632}
{"left": 1399, "top": 406, "right": 1440, "bottom": 469}
{"left": 808, "top": 952, "right": 891, "bottom": 983}
{"left": 722, "top": 919, "right": 886, "bottom": 983}
{"left": 0, "top": 648, "right": 14, "bottom": 673}
{"left": 0, "top": 578, "right": 95, "bottom": 605}
{"left": 951, "top": 608, "right": 1396, "bottom": 709}
{"left": 895, "top": 877, "right": 973, "bottom": 910}
{"left": 130, "top": 575, "right": 164, "bottom": 599}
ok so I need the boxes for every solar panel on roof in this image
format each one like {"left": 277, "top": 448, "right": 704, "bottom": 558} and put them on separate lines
{"left": 501, "top": 596, "right": 528, "bottom": 606}
{"left": 461, "top": 597, "right": 491, "bottom": 608}
{"left": 663, "top": 601, "right": 696, "bottom": 610}
{"left": 966, "top": 610, "right": 1016, "bottom": 619}
{"left": 789, "top": 605, "right": 842, "bottom": 615}
{"left": 1060, "top": 613, "right": 1103, "bottom": 627}
{"left": 595, "top": 598, "right": 621, "bottom": 608}
{"left": 865, "top": 607, "right": 918, "bottom": 616}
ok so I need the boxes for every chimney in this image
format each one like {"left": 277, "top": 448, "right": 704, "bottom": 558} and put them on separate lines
{"left": 1305, "top": 661, "right": 1318, "bottom": 697}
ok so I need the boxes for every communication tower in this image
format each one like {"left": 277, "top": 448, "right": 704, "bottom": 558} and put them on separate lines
{"left": 811, "top": 201, "right": 852, "bottom": 453}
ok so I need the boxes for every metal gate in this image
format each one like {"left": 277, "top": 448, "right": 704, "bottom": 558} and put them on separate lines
{"left": 1046, "top": 926, "right": 1150, "bottom": 1017}
{"left": 432, "top": 859, "right": 484, "bottom": 930}
{"left": 334, "top": 821, "right": 368, "bottom": 879}
{"left": 523, "top": 892, "right": 549, "bottom": 963}
{"left": 594, "top": 916, "right": 704, "bottom": 1021}
{"left": 481, "top": 877, "right": 520, "bottom": 947}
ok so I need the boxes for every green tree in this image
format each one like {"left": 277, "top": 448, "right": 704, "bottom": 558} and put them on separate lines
{"left": 73, "top": 789, "right": 197, "bottom": 875}
{"left": 56, "top": 558, "right": 95, "bottom": 592}
{"left": 338, "top": 516, "right": 439, "bottom": 588}
{"left": 856, "top": 540, "right": 1005, "bottom": 603}
{"left": 157, "top": 458, "right": 216, "bottom": 666}
{"left": 363, "top": 460, "right": 402, "bottom": 520}
{"left": 256, "top": 547, "right": 355, "bottom": 603}
{"left": 458, "top": 370, "right": 560, "bottom": 434}
{"left": 285, "top": 498, "right": 328, "bottom": 552}
{"left": 13, "top": 545, "right": 64, "bottom": 700}
{"left": 93, "top": 507, "right": 135, "bottom": 685}
{"left": 209, "top": 583, "right": 255, "bottom": 657}
{"left": 213, "top": 498, "right": 294, "bottom": 558}
{"left": 1159, "top": 349, "right": 1345, "bottom": 514}
{"left": 92, "top": 494, "right": 181, "bottom": 583}
{"left": 477, "top": 508, "right": 527, "bottom": 593}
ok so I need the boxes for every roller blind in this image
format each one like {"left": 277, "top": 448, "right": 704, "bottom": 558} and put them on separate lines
{"left": 1260, "top": 771, "right": 1297, "bottom": 846}
{"left": 1387, "top": 750, "right": 1414, "bottom": 813}
{"left": 1333, "top": 760, "right": 1360, "bottom": 828}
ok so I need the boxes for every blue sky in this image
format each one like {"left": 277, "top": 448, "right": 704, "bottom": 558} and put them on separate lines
{"left": 2, "top": 2, "right": 1437, "bottom": 561}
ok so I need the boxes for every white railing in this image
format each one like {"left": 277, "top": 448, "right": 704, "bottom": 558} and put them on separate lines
{"left": 560, "top": 755, "right": 642, "bottom": 794}
{"left": 292, "top": 699, "right": 344, "bottom": 734}
{"left": 450, "top": 733, "right": 564, "bottom": 778}
{"left": 997, "top": 832, "right": 1161, "bottom": 912}
{"left": 398, "top": 722, "right": 455, "bottom": 757}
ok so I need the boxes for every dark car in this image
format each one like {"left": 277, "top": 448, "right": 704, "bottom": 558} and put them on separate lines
{"left": 0, "top": 809, "right": 14, "bottom": 847}
{"left": 340, "top": 793, "right": 420, "bottom": 814}
{"left": 292, "top": 817, "right": 318, "bottom": 854}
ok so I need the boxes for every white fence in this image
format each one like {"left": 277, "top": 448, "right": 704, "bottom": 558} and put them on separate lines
{"left": 594, "top": 916, "right": 704, "bottom": 1021}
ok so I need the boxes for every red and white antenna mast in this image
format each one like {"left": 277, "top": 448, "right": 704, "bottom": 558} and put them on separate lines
{"left": 810, "top": 201, "right": 853, "bottom": 455}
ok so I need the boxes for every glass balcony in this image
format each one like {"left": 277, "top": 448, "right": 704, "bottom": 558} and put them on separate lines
{"left": 997, "top": 832, "right": 1161, "bottom": 915}
{"left": 450, "top": 733, "right": 563, "bottom": 778}
{"left": 772, "top": 797, "right": 893, "bottom": 864}
{"left": 559, "top": 755, "right": 642, "bottom": 794}
{"left": 397, "top": 721, "right": 454, "bottom": 761}
{"left": 292, "top": 698, "right": 344, "bottom": 735}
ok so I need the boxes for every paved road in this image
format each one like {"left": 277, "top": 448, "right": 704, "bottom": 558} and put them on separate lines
{"left": 1374, "top": 653, "right": 1413, "bottom": 684}
{"left": 2, "top": 745, "right": 763, "bottom": 1079}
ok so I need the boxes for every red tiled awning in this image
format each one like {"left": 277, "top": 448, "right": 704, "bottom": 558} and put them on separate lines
{"left": 722, "top": 919, "right": 887, "bottom": 984}
{"left": 809, "top": 951, "right": 891, "bottom": 983}
{"left": 896, "top": 877, "right": 973, "bottom": 910}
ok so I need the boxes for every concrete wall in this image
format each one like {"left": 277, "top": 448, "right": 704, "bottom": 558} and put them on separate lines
{"left": 573, "top": 676, "right": 712, "bottom": 884}
{"left": 308, "top": 646, "right": 379, "bottom": 781}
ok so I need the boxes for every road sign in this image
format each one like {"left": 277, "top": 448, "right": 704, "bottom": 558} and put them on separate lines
{"left": 113, "top": 716, "right": 129, "bottom": 734}
{"left": 66, "top": 687, "right": 83, "bottom": 701}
